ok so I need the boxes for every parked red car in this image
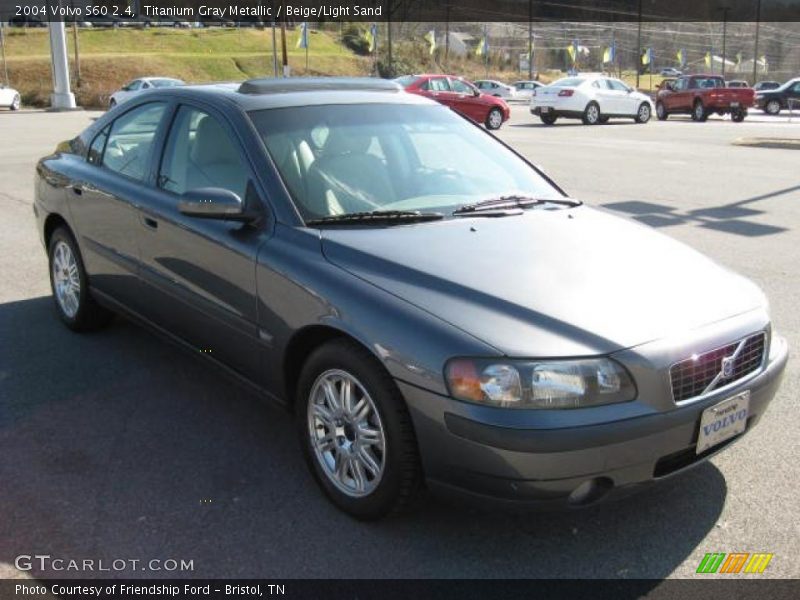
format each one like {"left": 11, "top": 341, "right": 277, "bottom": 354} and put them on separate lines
{"left": 395, "top": 74, "right": 510, "bottom": 130}
{"left": 656, "top": 74, "right": 755, "bottom": 122}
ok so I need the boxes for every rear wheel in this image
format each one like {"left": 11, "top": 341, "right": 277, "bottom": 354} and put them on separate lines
{"left": 765, "top": 99, "right": 781, "bottom": 115}
{"left": 692, "top": 100, "right": 708, "bottom": 122}
{"left": 539, "top": 113, "right": 557, "bottom": 125}
{"left": 656, "top": 101, "right": 669, "bottom": 120}
{"left": 582, "top": 102, "right": 601, "bottom": 125}
{"left": 296, "top": 339, "right": 422, "bottom": 520}
{"left": 485, "top": 107, "right": 503, "bottom": 130}
{"left": 635, "top": 102, "right": 651, "bottom": 123}
{"left": 10, "top": 93, "right": 20, "bottom": 111}
{"left": 48, "top": 227, "right": 113, "bottom": 331}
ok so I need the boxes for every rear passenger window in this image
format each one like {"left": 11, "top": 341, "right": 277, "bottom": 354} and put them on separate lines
{"left": 158, "top": 106, "right": 248, "bottom": 199}
{"left": 102, "top": 102, "right": 166, "bottom": 182}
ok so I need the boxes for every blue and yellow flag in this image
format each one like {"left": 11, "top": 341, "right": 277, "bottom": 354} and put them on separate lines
{"left": 475, "top": 36, "right": 488, "bottom": 57}
{"left": 364, "top": 23, "right": 377, "bottom": 53}
{"left": 296, "top": 22, "right": 308, "bottom": 49}
{"left": 705, "top": 51, "right": 712, "bottom": 69}
{"left": 642, "top": 47, "right": 652, "bottom": 66}
{"left": 424, "top": 30, "right": 436, "bottom": 55}
{"left": 677, "top": 48, "right": 686, "bottom": 66}
{"left": 602, "top": 44, "right": 615, "bottom": 64}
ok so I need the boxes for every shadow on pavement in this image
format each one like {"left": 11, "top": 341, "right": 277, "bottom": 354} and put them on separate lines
{"left": 1, "top": 295, "right": 726, "bottom": 580}
{"left": 602, "top": 185, "right": 800, "bottom": 238}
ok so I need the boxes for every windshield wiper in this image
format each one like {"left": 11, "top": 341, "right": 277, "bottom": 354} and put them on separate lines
{"left": 452, "top": 195, "right": 582, "bottom": 215}
{"left": 306, "top": 210, "right": 444, "bottom": 226}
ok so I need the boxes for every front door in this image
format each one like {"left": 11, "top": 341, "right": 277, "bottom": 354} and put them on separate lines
{"left": 134, "top": 103, "right": 266, "bottom": 383}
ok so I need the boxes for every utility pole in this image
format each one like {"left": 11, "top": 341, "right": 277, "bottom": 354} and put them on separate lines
{"left": 636, "top": 0, "right": 643, "bottom": 88}
{"left": 271, "top": 22, "right": 278, "bottom": 77}
{"left": 720, "top": 6, "right": 730, "bottom": 80}
{"left": 0, "top": 20, "right": 9, "bottom": 86}
{"left": 528, "top": 0, "right": 533, "bottom": 79}
{"left": 280, "top": 20, "right": 288, "bottom": 77}
{"left": 752, "top": 0, "right": 762, "bottom": 84}
{"left": 72, "top": 21, "right": 81, "bottom": 88}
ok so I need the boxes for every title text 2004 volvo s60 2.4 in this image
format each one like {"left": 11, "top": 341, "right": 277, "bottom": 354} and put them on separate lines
{"left": 34, "top": 78, "right": 788, "bottom": 519}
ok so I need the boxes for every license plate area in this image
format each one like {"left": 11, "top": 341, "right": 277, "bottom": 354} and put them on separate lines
{"left": 696, "top": 391, "right": 750, "bottom": 454}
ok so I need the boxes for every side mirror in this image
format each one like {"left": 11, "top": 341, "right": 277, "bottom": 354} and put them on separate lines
{"left": 178, "top": 187, "right": 253, "bottom": 221}
{"left": 473, "top": 88, "right": 481, "bottom": 97}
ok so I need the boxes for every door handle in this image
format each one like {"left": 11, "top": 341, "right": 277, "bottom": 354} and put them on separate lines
{"left": 142, "top": 216, "right": 159, "bottom": 230}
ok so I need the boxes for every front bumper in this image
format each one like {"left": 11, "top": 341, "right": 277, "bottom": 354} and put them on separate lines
{"left": 400, "top": 334, "right": 788, "bottom": 509}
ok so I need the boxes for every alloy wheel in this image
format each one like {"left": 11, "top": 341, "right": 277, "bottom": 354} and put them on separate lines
{"left": 586, "top": 104, "right": 599, "bottom": 124}
{"left": 638, "top": 103, "right": 651, "bottom": 122}
{"left": 488, "top": 109, "right": 503, "bottom": 129}
{"left": 766, "top": 100, "right": 781, "bottom": 115}
{"left": 307, "top": 369, "right": 386, "bottom": 498}
{"left": 11, "top": 94, "right": 20, "bottom": 110}
{"left": 52, "top": 240, "right": 81, "bottom": 318}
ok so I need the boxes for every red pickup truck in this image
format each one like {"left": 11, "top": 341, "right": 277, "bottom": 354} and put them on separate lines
{"left": 656, "top": 74, "right": 754, "bottom": 122}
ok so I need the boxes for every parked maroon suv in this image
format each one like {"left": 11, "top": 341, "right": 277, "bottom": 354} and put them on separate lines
{"left": 396, "top": 74, "right": 511, "bottom": 130}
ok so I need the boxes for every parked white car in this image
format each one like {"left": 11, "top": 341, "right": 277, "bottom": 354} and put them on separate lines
{"left": 530, "top": 75, "right": 653, "bottom": 125}
{"left": 108, "top": 77, "right": 184, "bottom": 108}
{"left": 0, "top": 83, "right": 21, "bottom": 111}
{"left": 511, "top": 80, "right": 545, "bottom": 101}
{"left": 473, "top": 79, "right": 517, "bottom": 100}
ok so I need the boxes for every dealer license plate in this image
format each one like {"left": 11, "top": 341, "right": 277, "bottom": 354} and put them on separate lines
{"left": 696, "top": 391, "right": 750, "bottom": 454}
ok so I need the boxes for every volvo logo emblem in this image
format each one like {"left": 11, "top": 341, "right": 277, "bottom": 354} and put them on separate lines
{"left": 720, "top": 355, "right": 736, "bottom": 379}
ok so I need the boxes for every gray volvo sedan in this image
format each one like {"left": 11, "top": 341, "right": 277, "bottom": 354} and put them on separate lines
{"left": 34, "top": 78, "right": 788, "bottom": 519}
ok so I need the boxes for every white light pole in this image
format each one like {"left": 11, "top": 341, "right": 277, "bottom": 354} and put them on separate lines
{"left": 48, "top": 20, "right": 77, "bottom": 109}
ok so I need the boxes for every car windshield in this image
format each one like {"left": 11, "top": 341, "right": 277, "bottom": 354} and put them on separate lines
{"left": 249, "top": 103, "right": 562, "bottom": 222}
{"left": 551, "top": 77, "right": 585, "bottom": 87}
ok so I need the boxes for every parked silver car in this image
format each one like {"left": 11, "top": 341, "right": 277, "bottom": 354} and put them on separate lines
{"left": 35, "top": 78, "right": 788, "bottom": 519}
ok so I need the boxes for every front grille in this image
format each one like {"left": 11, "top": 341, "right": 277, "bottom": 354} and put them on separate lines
{"left": 670, "top": 332, "right": 766, "bottom": 403}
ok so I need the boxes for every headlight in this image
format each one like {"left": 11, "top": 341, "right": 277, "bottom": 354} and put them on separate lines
{"left": 445, "top": 358, "right": 636, "bottom": 409}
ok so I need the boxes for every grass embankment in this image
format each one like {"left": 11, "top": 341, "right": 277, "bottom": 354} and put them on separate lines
{"left": 2, "top": 27, "right": 371, "bottom": 107}
{"left": 1, "top": 28, "right": 666, "bottom": 108}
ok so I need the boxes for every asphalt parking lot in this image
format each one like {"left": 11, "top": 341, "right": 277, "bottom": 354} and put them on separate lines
{"left": 0, "top": 105, "right": 798, "bottom": 580}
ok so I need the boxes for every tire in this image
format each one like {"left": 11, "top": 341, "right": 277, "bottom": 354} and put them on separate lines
{"left": 485, "top": 107, "right": 503, "bottom": 130}
{"left": 731, "top": 108, "right": 746, "bottom": 122}
{"left": 635, "top": 102, "right": 651, "bottom": 123}
{"left": 765, "top": 99, "right": 781, "bottom": 115}
{"left": 656, "top": 101, "right": 669, "bottom": 121}
{"left": 582, "top": 101, "right": 601, "bottom": 125}
{"left": 539, "top": 113, "right": 557, "bottom": 125}
{"left": 296, "top": 339, "right": 422, "bottom": 520}
{"left": 692, "top": 100, "right": 708, "bottom": 122}
{"left": 10, "top": 93, "right": 20, "bottom": 111}
{"left": 48, "top": 226, "right": 113, "bottom": 331}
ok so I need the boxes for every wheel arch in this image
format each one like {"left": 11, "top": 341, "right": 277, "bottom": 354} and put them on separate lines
{"left": 283, "top": 324, "right": 377, "bottom": 411}
{"left": 43, "top": 213, "right": 71, "bottom": 248}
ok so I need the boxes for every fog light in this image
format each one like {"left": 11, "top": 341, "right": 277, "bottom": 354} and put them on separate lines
{"left": 568, "top": 477, "right": 613, "bottom": 506}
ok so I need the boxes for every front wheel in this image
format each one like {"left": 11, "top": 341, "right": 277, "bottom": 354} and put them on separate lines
{"left": 582, "top": 101, "right": 601, "bottom": 125}
{"left": 296, "top": 339, "right": 422, "bottom": 520}
{"left": 48, "top": 226, "right": 113, "bottom": 331}
{"left": 635, "top": 102, "right": 651, "bottom": 123}
{"left": 485, "top": 107, "right": 504, "bottom": 130}
{"left": 656, "top": 101, "right": 669, "bottom": 120}
{"left": 10, "top": 93, "right": 20, "bottom": 111}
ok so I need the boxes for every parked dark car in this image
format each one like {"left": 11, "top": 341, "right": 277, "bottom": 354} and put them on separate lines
{"left": 726, "top": 80, "right": 750, "bottom": 88}
{"left": 395, "top": 74, "right": 510, "bottom": 130}
{"left": 755, "top": 77, "right": 800, "bottom": 115}
{"left": 656, "top": 74, "right": 754, "bottom": 121}
{"left": 753, "top": 81, "right": 781, "bottom": 92}
{"left": 34, "top": 78, "right": 788, "bottom": 519}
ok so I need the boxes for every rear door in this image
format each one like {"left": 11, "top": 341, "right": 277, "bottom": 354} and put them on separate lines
{"left": 66, "top": 101, "right": 169, "bottom": 311}
{"left": 134, "top": 102, "right": 267, "bottom": 383}
{"left": 420, "top": 76, "right": 455, "bottom": 108}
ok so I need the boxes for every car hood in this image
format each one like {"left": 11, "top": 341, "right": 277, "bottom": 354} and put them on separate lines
{"left": 320, "top": 206, "right": 765, "bottom": 357}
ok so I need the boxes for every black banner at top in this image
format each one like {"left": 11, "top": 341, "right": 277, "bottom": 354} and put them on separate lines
{"left": 1, "top": 0, "right": 799, "bottom": 23}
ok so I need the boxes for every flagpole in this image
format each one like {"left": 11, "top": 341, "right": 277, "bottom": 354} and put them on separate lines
{"left": 271, "top": 22, "right": 278, "bottom": 77}
{"left": 527, "top": 0, "right": 533, "bottom": 80}
{"left": 752, "top": 0, "right": 762, "bottom": 84}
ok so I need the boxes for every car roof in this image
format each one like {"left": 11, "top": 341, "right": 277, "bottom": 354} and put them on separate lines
{"left": 137, "top": 77, "right": 436, "bottom": 111}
